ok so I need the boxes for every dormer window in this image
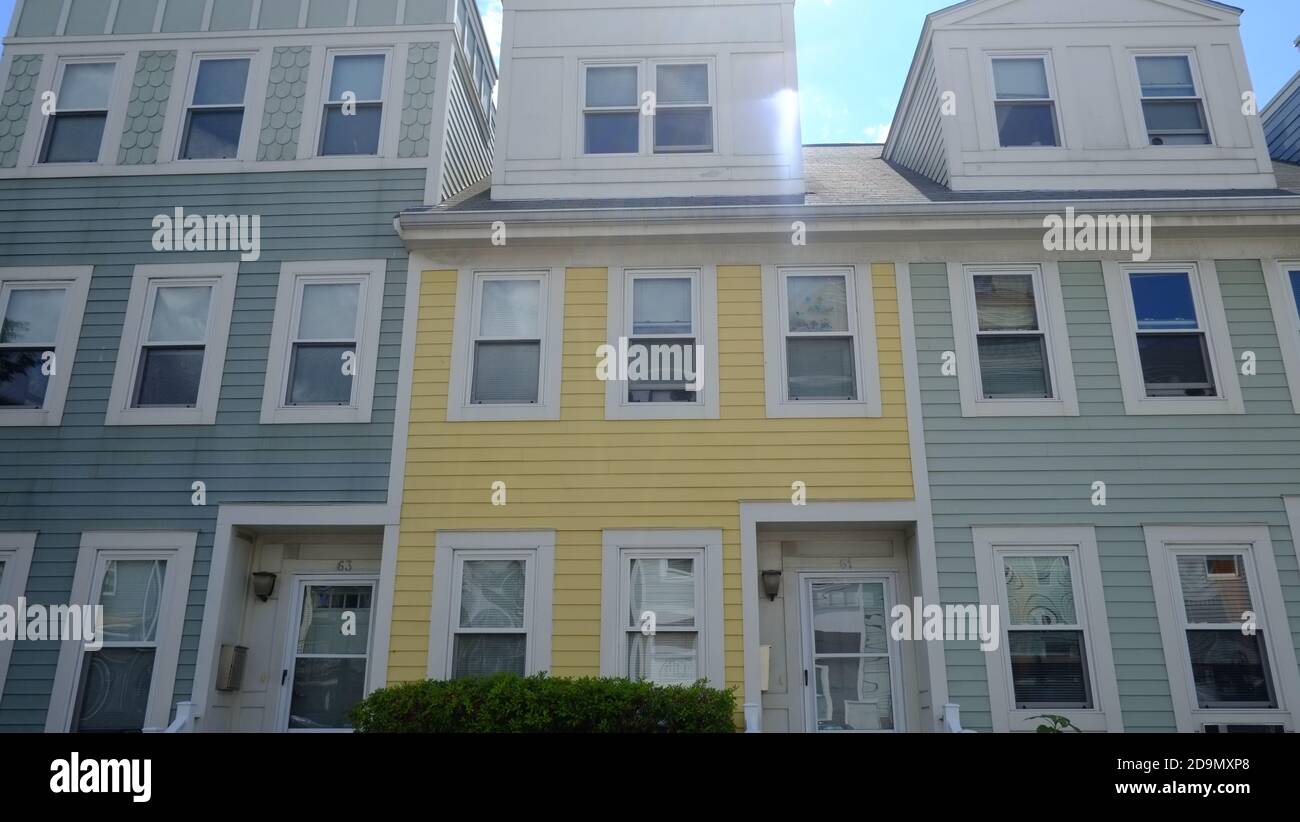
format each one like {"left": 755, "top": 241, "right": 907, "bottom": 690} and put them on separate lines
{"left": 582, "top": 60, "right": 715, "bottom": 156}
{"left": 584, "top": 64, "right": 641, "bottom": 155}
{"left": 653, "top": 63, "right": 713, "bottom": 153}
{"left": 991, "top": 56, "right": 1059, "bottom": 148}
{"left": 1136, "top": 55, "right": 1210, "bottom": 146}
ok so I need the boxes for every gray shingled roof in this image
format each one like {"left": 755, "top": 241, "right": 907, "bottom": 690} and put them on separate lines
{"left": 414, "top": 144, "right": 1300, "bottom": 214}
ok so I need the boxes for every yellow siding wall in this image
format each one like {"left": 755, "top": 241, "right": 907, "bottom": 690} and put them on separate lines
{"left": 389, "top": 262, "right": 913, "bottom": 692}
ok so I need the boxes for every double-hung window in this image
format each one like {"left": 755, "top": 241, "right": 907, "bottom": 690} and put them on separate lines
{"left": 1136, "top": 55, "right": 1210, "bottom": 145}
{"left": 261, "top": 261, "right": 386, "bottom": 424}
{"left": 180, "top": 57, "right": 250, "bottom": 160}
{"left": 970, "top": 269, "right": 1052, "bottom": 399}
{"left": 582, "top": 60, "right": 715, "bottom": 156}
{"left": 470, "top": 273, "right": 544, "bottom": 406}
{"left": 627, "top": 272, "right": 698, "bottom": 404}
{"left": 320, "top": 52, "right": 387, "bottom": 156}
{"left": 0, "top": 267, "right": 91, "bottom": 425}
{"left": 653, "top": 63, "right": 714, "bottom": 153}
{"left": 1264, "top": 261, "right": 1300, "bottom": 413}
{"left": 42, "top": 61, "right": 116, "bottom": 163}
{"left": 107, "top": 264, "right": 237, "bottom": 425}
{"left": 991, "top": 56, "right": 1059, "bottom": 147}
{"left": 1000, "top": 553, "right": 1093, "bottom": 710}
{"left": 584, "top": 64, "right": 641, "bottom": 155}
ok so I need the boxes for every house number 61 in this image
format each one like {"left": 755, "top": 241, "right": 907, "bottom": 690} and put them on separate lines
{"left": 839, "top": 560, "right": 853, "bottom": 570}
{"left": 337, "top": 560, "right": 353, "bottom": 571}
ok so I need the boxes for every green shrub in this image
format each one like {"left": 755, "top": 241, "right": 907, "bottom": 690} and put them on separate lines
{"left": 350, "top": 674, "right": 737, "bottom": 733}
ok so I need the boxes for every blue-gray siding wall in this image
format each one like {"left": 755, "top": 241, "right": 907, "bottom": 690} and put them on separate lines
{"left": 911, "top": 258, "right": 1300, "bottom": 732}
{"left": 0, "top": 169, "right": 424, "bottom": 731}
{"left": 1264, "top": 75, "right": 1300, "bottom": 164}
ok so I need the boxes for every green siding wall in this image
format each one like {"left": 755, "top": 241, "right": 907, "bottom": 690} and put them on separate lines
{"left": 912, "top": 258, "right": 1300, "bottom": 732}
{"left": 0, "top": 168, "right": 425, "bottom": 731}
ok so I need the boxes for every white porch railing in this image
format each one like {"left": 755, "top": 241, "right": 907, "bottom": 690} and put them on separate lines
{"left": 941, "top": 703, "right": 976, "bottom": 733}
{"left": 144, "top": 701, "right": 198, "bottom": 733}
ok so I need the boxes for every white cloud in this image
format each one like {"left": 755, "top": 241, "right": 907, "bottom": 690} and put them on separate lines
{"left": 481, "top": 1, "right": 504, "bottom": 65}
{"left": 863, "top": 122, "right": 892, "bottom": 143}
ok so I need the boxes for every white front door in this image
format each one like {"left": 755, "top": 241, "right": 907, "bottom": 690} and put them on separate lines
{"left": 800, "top": 574, "right": 905, "bottom": 732}
{"left": 278, "top": 575, "right": 377, "bottom": 732}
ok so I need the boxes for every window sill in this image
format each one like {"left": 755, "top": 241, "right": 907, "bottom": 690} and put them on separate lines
{"left": 1008, "top": 709, "right": 1113, "bottom": 733}
{"left": 0, "top": 409, "right": 60, "bottom": 427}
{"left": 1121, "top": 395, "right": 1244, "bottom": 416}
{"left": 260, "top": 405, "right": 372, "bottom": 425}
{"left": 447, "top": 403, "right": 561, "bottom": 422}
{"left": 766, "top": 399, "right": 881, "bottom": 419}
{"left": 105, "top": 406, "right": 218, "bottom": 426}
{"left": 962, "top": 397, "right": 1078, "bottom": 418}
{"left": 606, "top": 401, "right": 718, "bottom": 421}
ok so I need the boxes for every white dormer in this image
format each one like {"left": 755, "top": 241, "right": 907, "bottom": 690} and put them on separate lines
{"left": 490, "top": 0, "right": 803, "bottom": 201}
{"left": 884, "top": 0, "right": 1279, "bottom": 192}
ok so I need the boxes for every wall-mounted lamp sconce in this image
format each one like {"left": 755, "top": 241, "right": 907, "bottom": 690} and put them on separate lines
{"left": 251, "top": 572, "right": 277, "bottom": 602}
{"left": 761, "top": 570, "right": 782, "bottom": 601}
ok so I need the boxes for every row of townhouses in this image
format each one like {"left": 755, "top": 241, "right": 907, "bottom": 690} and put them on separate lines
{"left": 1, "top": 0, "right": 1299, "bottom": 734}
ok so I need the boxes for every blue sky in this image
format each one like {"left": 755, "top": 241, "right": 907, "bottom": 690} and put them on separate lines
{"left": 1, "top": 0, "right": 1295, "bottom": 146}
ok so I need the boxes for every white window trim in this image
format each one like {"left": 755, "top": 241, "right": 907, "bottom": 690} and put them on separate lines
{"left": 761, "top": 264, "right": 882, "bottom": 418}
{"left": 604, "top": 266, "right": 720, "bottom": 420}
{"left": 106, "top": 262, "right": 237, "bottom": 426}
{"left": 948, "top": 262, "right": 1079, "bottom": 417}
{"left": 972, "top": 526, "right": 1123, "bottom": 733}
{"left": 260, "top": 259, "right": 386, "bottom": 424}
{"left": 45, "top": 530, "right": 197, "bottom": 732}
{"left": 35, "top": 55, "right": 126, "bottom": 167}
{"left": 307, "top": 46, "right": 395, "bottom": 160}
{"left": 578, "top": 58, "right": 717, "bottom": 158}
{"left": 426, "top": 531, "right": 555, "bottom": 679}
{"left": 447, "top": 267, "right": 565, "bottom": 422}
{"left": 171, "top": 50, "right": 259, "bottom": 163}
{"left": 986, "top": 51, "right": 1064, "bottom": 150}
{"left": 1264, "top": 259, "right": 1300, "bottom": 414}
{"left": 600, "top": 529, "right": 725, "bottom": 688}
{"left": 1102, "top": 260, "right": 1243, "bottom": 415}
{"left": 0, "top": 533, "right": 37, "bottom": 702}
{"left": 1143, "top": 524, "right": 1300, "bottom": 732}
{"left": 0, "top": 266, "right": 91, "bottom": 427}
{"left": 1131, "top": 50, "right": 1215, "bottom": 148}
{"left": 580, "top": 60, "right": 644, "bottom": 158}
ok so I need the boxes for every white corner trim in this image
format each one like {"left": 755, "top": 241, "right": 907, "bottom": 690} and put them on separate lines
{"left": 0, "top": 266, "right": 92, "bottom": 427}
{"left": 45, "top": 530, "right": 198, "bottom": 732}
{"left": 947, "top": 261, "right": 1079, "bottom": 417}
{"left": 1143, "top": 524, "right": 1300, "bottom": 732}
{"left": 971, "top": 525, "right": 1123, "bottom": 733}
{"left": 426, "top": 531, "right": 556, "bottom": 679}
{"left": 105, "top": 262, "right": 237, "bottom": 426}
{"left": 1263, "top": 259, "right": 1300, "bottom": 414}
{"left": 761, "top": 263, "right": 883, "bottom": 419}
{"left": 599, "top": 529, "right": 725, "bottom": 688}
{"left": 259, "top": 259, "right": 387, "bottom": 424}
{"left": 603, "top": 266, "right": 721, "bottom": 420}
{"left": 0, "top": 533, "right": 37, "bottom": 701}
{"left": 1101, "top": 259, "right": 1244, "bottom": 416}
{"left": 446, "top": 267, "right": 565, "bottom": 422}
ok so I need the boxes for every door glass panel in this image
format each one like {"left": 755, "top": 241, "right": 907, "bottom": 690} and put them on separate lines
{"left": 287, "top": 583, "right": 373, "bottom": 730}
{"left": 807, "top": 580, "right": 896, "bottom": 732}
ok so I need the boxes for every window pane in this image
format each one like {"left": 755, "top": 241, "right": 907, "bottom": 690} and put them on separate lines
{"left": 1176, "top": 554, "right": 1254, "bottom": 624}
{"left": 787, "top": 276, "right": 849, "bottom": 333}
{"left": 657, "top": 64, "right": 709, "bottom": 105}
{"left": 787, "top": 337, "right": 856, "bottom": 400}
{"left": 2, "top": 288, "right": 65, "bottom": 344}
{"left": 74, "top": 647, "right": 156, "bottom": 732}
{"left": 813, "top": 656, "right": 894, "bottom": 731}
{"left": 1289, "top": 271, "right": 1300, "bottom": 317}
{"left": 585, "top": 65, "right": 638, "bottom": 107}
{"left": 626, "top": 337, "right": 699, "bottom": 403}
{"left": 0, "top": 349, "right": 51, "bottom": 408}
{"left": 1137, "top": 56, "right": 1196, "bottom": 97}
{"left": 296, "top": 585, "right": 371, "bottom": 655}
{"left": 329, "top": 54, "right": 385, "bottom": 101}
{"left": 1009, "top": 631, "right": 1092, "bottom": 708}
{"left": 321, "top": 104, "right": 382, "bottom": 155}
{"left": 192, "top": 58, "right": 249, "bottom": 106}
{"left": 134, "top": 347, "right": 204, "bottom": 406}
{"left": 974, "top": 275, "right": 1038, "bottom": 331}
{"left": 629, "top": 557, "right": 695, "bottom": 627}
{"left": 181, "top": 109, "right": 244, "bottom": 159}
{"left": 1148, "top": 130, "right": 1212, "bottom": 146}
{"left": 99, "top": 559, "right": 166, "bottom": 643}
{"left": 472, "top": 341, "right": 540, "bottom": 404}
{"left": 996, "top": 102, "right": 1057, "bottom": 147}
{"left": 453, "top": 634, "right": 526, "bottom": 678}
{"left": 1003, "top": 555, "right": 1077, "bottom": 625}
{"left": 43, "top": 113, "right": 107, "bottom": 162}
{"left": 585, "top": 111, "right": 639, "bottom": 154}
{"left": 59, "top": 62, "right": 115, "bottom": 109}
{"left": 992, "top": 58, "right": 1049, "bottom": 99}
{"left": 810, "top": 581, "right": 888, "bottom": 655}
{"left": 632, "top": 278, "right": 692, "bottom": 335}
{"left": 459, "top": 560, "right": 525, "bottom": 629}
{"left": 1137, "top": 334, "right": 1215, "bottom": 395}
{"left": 1188, "top": 631, "right": 1275, "bottom": 708}
{"left": 479, "top": 279, "right": 540, "bottom": 338}
{"left": 1129, "top": 273, "right": 1198, "bottom": 330}
{"left": 287, "top": 657, "right": 367, "bottom": 729}
{"left": 1142, "top": 101, "right": 1208, "bottom": 143}
{"left": 148, "top": 285, "right": 212, "bottom": 343}
{"left": 628, "top": 632, "right": 698, "bottom": 686}
{"left": 298, "top": 282, "right": 360, "bottom": 340}
{"left": 977, "top": 336, "right": 1051, "bottom": 399}
{"left": 287, "top": 343, "right": 354, "bottom": 405}
{"left": 655, "top": 109, "right": 713, "bottom": 152}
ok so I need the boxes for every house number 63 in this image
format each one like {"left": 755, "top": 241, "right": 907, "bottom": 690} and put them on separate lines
{"left": 337, "top": 560, "right": 353, "bottom": 571}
